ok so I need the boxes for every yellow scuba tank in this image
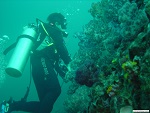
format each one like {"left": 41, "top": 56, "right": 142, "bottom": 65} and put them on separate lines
{"left": 5, "top": 24, "right": 38, "bottom": 77}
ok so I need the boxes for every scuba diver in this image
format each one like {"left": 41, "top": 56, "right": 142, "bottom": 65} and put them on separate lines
{"left": 0, "top": 13, "right": 71, "bottom": 113}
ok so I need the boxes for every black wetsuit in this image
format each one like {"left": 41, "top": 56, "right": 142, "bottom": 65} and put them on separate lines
{"left": 10, "top": 23, "right": 71, "bottom": 113}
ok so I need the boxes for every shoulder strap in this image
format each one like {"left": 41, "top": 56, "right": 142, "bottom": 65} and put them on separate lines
{"left": 35, "top": 21, "right": 58, "bottom": 53}
{"left": 40, "top": 22, "right": 54, "bottom": 46}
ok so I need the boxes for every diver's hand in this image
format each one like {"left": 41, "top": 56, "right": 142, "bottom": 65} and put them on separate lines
{"left": 60, "top": 64, "right": 68, "bottom": 73}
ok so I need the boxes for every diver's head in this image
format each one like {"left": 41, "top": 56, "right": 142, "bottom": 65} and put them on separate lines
{"left": 47, "top": 13, "right": 67, "bottom": 30}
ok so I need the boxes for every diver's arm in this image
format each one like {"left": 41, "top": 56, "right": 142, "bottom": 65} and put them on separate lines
{"left": 56, "top": 40, "right": 71, "bottom": 65}
{"left": 45, "top": 24, "right": 71, "bottom": 65}
{"left": 49, "top": 28, "right": 71, "bottom": 65}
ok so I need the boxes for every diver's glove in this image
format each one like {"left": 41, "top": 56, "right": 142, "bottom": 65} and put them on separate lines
{"left": 54, "top": 60, "right": 69, "bottom": 78}
{"left": 58, "top": 64, "right": 68, "bottom": 80}
{"left": 59, "top": 64, "right": 68, "bottom": 73}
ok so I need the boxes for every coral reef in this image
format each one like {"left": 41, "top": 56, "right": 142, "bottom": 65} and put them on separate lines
{"left": 63, "top": 86, "right": 91, "bottom": 113}
{"left": 63, "top": 0, "right": 150, "bottom": 113}
{"left": 118, "top": 2, "right": 149, "bottom": 38}
{"left": 75, "top": 59, "right": 99, "bottom": 87}
{"left": 145, "top": 0, "right": 150, "bottom": 16}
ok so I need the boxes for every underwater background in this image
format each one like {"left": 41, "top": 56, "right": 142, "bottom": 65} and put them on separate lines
{"left": 1, "top": 0, "right": 150, "bottom": 113}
